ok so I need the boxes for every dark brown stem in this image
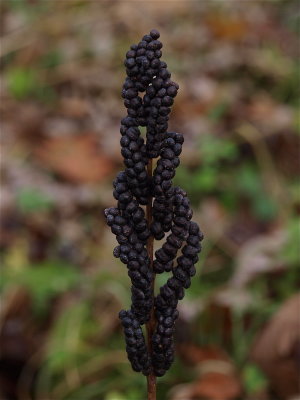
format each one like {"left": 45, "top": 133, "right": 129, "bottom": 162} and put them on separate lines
{"left": 146, "top": 159, "right": 157, "bottom": 400}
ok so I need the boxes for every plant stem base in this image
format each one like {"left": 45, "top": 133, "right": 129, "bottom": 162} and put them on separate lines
{"left": 147, "top": 374, "right": 157, "bottom": 400}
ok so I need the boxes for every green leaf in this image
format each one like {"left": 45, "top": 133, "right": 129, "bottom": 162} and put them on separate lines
{"left": 105, "top": 392, "right": 127, "bottom": 400}
{"left": 281, "top": 218, "right": 300, "bottom": 265}
{"left": 16, "top": 188, "right": 54, "bottom": 214}
{"left": 252, "top": 192, "right": 278, "bottom": 221}
{"left": 7, "top": 67, "right": 56, "bottom": 103}
{"left": 220, "top": 191, "right": 237, "bottom": 210}
{"left": 242, "top": 363, "right": 267, "bottom": 393}
{"left": 7, "top": 68, "right": 37, "bottom": 100}
{"left": 6, "top": 0, "right": 27, "bottom": 11}
{"left": 208, "top": 102, "right": 228, "bottom": 122}
{"left": 2, "top": 261, "right": 81, "bottom": 314}
{"left": 46, "top": 301, "right": 90, "bottom": 371}
{"left": 199, "top": 134, "right": 238, "bottom": 165}
{"left": 194, "top": 166, "right": 218, "bottom": 192}
{"left": 40, "top": 50, "right": 63, "bottom": 69}
{"left": 237, "top": 164, "right": 260, "bottom": 195}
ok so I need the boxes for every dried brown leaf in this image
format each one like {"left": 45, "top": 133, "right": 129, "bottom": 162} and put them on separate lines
{"left": 231, "top": 229, "right": 287, "bottom": 288}
{"left": 193, "top": 372, "right": 241, "bottom": 400}
{"left": 178, "top": 344, "right": 230, "bottom": 366}
{"left": 251, "top": 294, "right": 300, "bottom": 399}
{"left": 205, "top": 14, "right": 248, "bottom": 40}
{"left": 35, "top": 134, "right": 114, "bottom": 184}
{"left": 169, "top": 372, "right": 241, "bottom": 400}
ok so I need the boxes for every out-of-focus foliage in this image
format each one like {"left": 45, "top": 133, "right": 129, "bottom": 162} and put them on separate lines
{"left": 0, "top": 1, "right": 299, "bottom": 400}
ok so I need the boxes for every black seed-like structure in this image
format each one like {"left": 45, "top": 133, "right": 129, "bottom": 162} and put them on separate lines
{"left": 104, "top": 29, "right": 204, "bottom": 377}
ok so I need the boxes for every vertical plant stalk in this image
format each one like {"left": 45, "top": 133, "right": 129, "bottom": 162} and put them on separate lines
{"left": 146, "top": 159, "right": 157, "bottom": 400}
{"left": 105, "top": 29, "right": 203, "bottom": 399}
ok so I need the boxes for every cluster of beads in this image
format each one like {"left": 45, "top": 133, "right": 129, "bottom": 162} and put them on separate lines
{"left": 119, "top": 310, "right": 151, "bottom": 375}
{"left": 105, "top": 30, "right": 203, "bottom": 377}
{"left": 152, "top": 221, "right": 203, "bottom": 376}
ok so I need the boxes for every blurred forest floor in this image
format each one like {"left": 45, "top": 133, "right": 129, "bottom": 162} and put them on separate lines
{"left": 0, "top": 1, "right": 299, "bottom": 400}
